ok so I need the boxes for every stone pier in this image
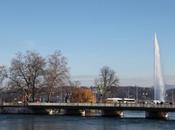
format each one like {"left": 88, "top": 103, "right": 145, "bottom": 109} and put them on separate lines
{"left": 64, "top": 109, "right": 82, "bottom": 116}
{"left": 30, "top": 107, "right": 48, "bottom": 114}
{"left": 102, "top": 109, "right": 123, "bottom": 117}
{"left": 145, "top": 111, "right": 168, "bottom": 119}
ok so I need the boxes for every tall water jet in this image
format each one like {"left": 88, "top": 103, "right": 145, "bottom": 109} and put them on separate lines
{"left": 154, "top": 33, "right": 165, "bottom": 102}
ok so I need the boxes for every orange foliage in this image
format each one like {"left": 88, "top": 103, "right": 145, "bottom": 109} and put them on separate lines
{"left": 70, "top": 88, "right": 96, "bottom": 103}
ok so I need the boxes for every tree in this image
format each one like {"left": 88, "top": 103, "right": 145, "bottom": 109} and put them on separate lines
{"left": 0, "top": 66, "right": 7, "bottom": 85}
{"left": 8, "top": 51, "right": 46, "bottom": 102}
{"left": 95, "top": 66, "right": 119, "bottom": 101}
{"left": 61, "top": 80, "right": 82, "bottom": 103}
{"left": 70, "top": 87, "right": 96, "bottom": 103}
{"left": 44, "top": 51, "right": 70, "bottom": 102}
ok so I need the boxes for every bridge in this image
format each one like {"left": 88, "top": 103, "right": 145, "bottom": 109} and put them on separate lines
{"left": 0, "top": 102, "right": 175, "bottom": 119}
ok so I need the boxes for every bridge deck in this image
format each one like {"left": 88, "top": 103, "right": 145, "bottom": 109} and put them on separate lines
{"left": 1, "top": 103, "right": 175, "bottom": 112}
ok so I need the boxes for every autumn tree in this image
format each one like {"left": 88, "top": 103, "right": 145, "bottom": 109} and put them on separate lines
{"left": 95, "top": 66, "right": 119, "bottom": 101}
{"left": 62, "top": 80, "right": 81, "bottom": 103}
{"left": 44, "top": 51, "right": 70, "bottom": 102}
{"left": 8, "top": 51, "right": 46, "bottom": 102}
{"left": 70, "top": 87, "right": 96, "bottom": 103}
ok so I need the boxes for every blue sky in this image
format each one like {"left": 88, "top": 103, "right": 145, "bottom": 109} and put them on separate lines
{"left": 0, "top": 0, "right": 175, "bottom": 86}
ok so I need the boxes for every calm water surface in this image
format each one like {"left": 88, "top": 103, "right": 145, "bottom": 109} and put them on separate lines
{"left": 0, "top": 112, "right": 175, "bottom": 130}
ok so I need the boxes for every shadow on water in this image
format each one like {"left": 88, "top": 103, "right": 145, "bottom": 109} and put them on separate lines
{"left": 0, "top": 114, "right": 175, "bottom": 130}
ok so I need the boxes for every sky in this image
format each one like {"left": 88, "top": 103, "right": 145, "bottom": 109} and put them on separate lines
{"left": 0, "top": 0, "right": 175, "bottom": 86}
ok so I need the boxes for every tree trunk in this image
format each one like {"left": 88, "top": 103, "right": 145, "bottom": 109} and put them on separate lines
{"left": 32, "top": 86, "right": 35, "bottom": 102}
{"left": 48, "top": 93, "right": 51, "bottom": 103}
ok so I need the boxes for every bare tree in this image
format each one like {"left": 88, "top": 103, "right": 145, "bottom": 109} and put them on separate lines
{"left": 8, "top": 51, "right": 46, "bottom": 102}
{"left": 44, "top": 51, "right": 69, "bottom": 102}
{"left": 0, "top": 66, "right": 7, "bottom": 85}
{"left": 95, "top": 66, "right": 119, "bottom": 101}
{"left": 70, "top": 80, "right": 81, "bottom": 87}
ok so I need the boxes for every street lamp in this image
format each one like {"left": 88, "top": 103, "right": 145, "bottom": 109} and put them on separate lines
{"left": 172, "top": 89, "right": 174, "bottom": 104}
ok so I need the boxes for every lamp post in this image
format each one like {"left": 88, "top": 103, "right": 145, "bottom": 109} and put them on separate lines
{"left": 135, "top": 85, "right": 138, "bottom": 103}
{"left": 127, "top": 87, "right": 130, "bottom": 98}
{"left": 100, "top": 89, "right": 103, "bottom": 103}
{"left": 142, "top": 88, "right": 148, "bottom": 101}
{"left": 172, "top": 89, "right": 174, "bottom": 104}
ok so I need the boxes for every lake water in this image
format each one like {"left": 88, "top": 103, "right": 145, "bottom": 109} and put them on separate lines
{"left": 0, "top": 112, "right": 175, "bottom": 130}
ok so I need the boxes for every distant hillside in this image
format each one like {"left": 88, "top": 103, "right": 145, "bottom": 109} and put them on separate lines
{"left": 165, "top": 84, "right": 175, "bottom": 90}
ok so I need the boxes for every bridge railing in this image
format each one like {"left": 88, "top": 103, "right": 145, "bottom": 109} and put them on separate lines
{"left": 2, "top": 102, "right": 175, "bottom": 110}
{"left": 27, "top": 102, "right": 175, "bottom": 109}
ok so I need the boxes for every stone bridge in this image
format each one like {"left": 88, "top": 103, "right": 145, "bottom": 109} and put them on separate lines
{"left": 1, "top": 102, "right": 175, "bottom": 119}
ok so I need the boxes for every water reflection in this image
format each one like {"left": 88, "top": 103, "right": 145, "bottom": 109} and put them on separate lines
{"left": 0, "top": 115, "right": 175, "bottom": 130}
